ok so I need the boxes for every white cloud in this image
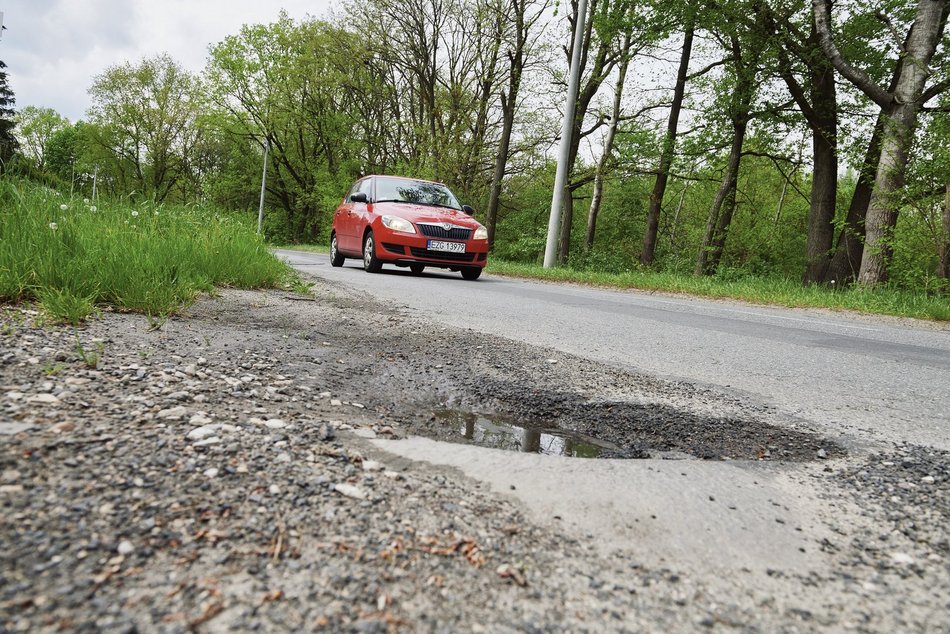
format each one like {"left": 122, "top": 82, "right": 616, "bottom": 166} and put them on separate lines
{"left": 2, "top": 0, "right": 336, "bottom": 121}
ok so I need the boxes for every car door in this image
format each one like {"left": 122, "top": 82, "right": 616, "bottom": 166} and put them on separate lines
{"left": 335, "top": 180, "right": 362, "bottom": 253}
{"left": 352, "top": 177, "right": 374, "bottom": 250}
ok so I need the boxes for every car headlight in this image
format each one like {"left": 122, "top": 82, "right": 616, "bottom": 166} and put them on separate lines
{"left": 473, "top": 224, "right": 488, "bottom": 240}
{"left": 381, "top": 215, "right": 416, "bottom": 234}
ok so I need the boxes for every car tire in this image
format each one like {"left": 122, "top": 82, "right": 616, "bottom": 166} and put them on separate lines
{"left": 409, "top": 264, "right": 425, "bottom": 275}
{"left": 362, "top": 231, "right": 383, "bottom": 273}
{"left": 330, "top": 233, "right": 345, "bottom": 267}
{"left": 460, "top": 267, "right": 482, "bottom": 281}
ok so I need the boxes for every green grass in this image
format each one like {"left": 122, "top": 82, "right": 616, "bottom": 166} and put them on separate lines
{"left": 0, "top": 178, "right": 293, "bottom": 323}
{"left": 487, "top": 261, "right": 950, "bottom": 322}
{"left": 276, "top": 243, "right": 328, "bottom": 254}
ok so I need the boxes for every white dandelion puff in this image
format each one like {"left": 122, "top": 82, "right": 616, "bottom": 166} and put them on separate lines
{"left": 49, "top": 222, "right": 58, "bottom": 231}
{"left": 60, "top": 204, "right": 68, "bottom": 211}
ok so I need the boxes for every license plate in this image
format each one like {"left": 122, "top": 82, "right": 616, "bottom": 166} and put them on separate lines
{"left": 427, "top": 240, "right": 465, "bottom": 254}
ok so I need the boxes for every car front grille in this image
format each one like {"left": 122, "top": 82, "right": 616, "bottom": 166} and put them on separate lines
{"left": 409, "top": 247, "right": 476, "bottom": 263}
{"left": 417, "top": 223, "right": 473, "bottom": 240}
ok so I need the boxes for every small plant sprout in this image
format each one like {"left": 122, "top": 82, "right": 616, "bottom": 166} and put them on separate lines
{"left": 74, "top": 330, "right": 105, "bottom": 369}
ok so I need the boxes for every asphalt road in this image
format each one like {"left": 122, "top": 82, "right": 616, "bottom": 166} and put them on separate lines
{"left": 277, "top": 249, "right": 950, "bottom": 450}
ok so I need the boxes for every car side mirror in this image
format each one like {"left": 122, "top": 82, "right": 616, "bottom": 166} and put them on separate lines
{"left": 462, "top": 204, "right": 475, "bottom": 216}
{"left": 350, "top": 192, "right": 368, "bottom": 203}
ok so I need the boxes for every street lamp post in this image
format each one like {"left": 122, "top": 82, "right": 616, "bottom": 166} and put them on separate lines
{"left": 257, "top": 138, "right": 270, "bottom": 235}
{"left": 542, "top": 0, "right": 588, "bottom": 268}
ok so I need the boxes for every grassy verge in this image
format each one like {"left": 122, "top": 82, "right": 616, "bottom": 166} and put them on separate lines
{"left": 276, "top": 243, "right": 328, "bottom": 254}
{"left": 0, "top": 178, "right": 293, "bottom": 323}
{"left": 487, "top": 261, "right": 950, "bottom": 322}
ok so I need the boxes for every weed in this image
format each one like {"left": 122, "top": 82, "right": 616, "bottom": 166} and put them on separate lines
{"left": 146, "top": 313, "right": 169, "bottom": 332}
{"left": 0, "top": 177, "right": 289, "bottom": 322}
{"left": 74, "top": 331, "right": 105, "bottom": 369}
{"left": 42, "top": 362, "right": 67, "bottom": 376}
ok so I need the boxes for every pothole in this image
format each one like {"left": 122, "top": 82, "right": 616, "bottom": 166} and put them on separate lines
{"left": 401, "top": 400, "right": 843, "bottom": 462}
{"left": 430, "top": 409, "right": 626, "bottom": 458}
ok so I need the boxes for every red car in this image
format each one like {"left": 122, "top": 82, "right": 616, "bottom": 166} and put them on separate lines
{"left": 330, "top": 175, "right": 489, "bottom": 280}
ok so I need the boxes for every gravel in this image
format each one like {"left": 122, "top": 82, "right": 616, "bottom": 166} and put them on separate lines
{"left": 1, "top": 284, "right": 947, "bottom": 632}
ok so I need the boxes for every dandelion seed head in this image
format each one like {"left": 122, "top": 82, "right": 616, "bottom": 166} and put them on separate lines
{"left": 59, "top": 204, "right": 68, "bottom": 211}
{"left": 131, "top": 210, "right": 139, "bottom": 217}
{"left": 83, "top": 198, "right": 89, "bottom": 204}
{"left": 89, "top": 205, "right": 97, "bottom": 212}
{"left": 49, "top": 222, "right": 58, "bottom": 231}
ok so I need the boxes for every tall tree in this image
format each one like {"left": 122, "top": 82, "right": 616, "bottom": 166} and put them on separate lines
{"left": 207, "top": 15, "right": 365, "bottom": 240}
{"left": 88, "top": 54, "right": 205, "bottom": 202}
{"left": 0, "top": 60, "right": 18, "bottom": 169}
{"left": 14, "top": 106, "right": 68, "bottom": 171}
{"left": 485, "top": 0, "right": 548, "bottom": 247}
{"left": 695, "top": 4, "right": 770, "bottom": 275}
{"left": 557, "top": 0, "right": 639, "bottom": 264}
{"left": 814, "top": 0, "right": 950, "bottom": 285}
{"left": 640, "top": 16, "right": 695, "bottom": 265}
{"left": 585, "top": 30, "right": 632, "bottom": 250}
{"left": 766, "top": 1, "right": 838, "bottom": 284}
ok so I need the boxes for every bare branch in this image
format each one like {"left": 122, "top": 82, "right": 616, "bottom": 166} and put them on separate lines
{"left": 922, "top": 77, "right": 950, "bottom": 103}
{"left": 687, "top": 56, "right": 734, "bottom": 80}
{"left": 875, "top": 10, "right": 907, "bottom": 54}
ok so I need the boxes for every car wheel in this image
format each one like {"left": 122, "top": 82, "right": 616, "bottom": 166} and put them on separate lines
{"left": 363, "top": 231, "right": 383, "bottom": 273}
{"left": 409, "top": 264, "right": 425, "bottom": 275}
{"left": 460, "top": 267, "right": 482, "bottom": 281}
{"left": 330, "top": 233, "right": 345, "bottom": 267}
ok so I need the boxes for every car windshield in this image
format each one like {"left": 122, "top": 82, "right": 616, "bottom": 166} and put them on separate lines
{"left": 374, "top": 178, "right": 461, "bottom": 210}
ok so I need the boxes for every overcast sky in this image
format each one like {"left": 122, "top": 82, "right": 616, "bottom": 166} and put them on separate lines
{"left": 1, "top": 0, "right": 337, "bottom": 121}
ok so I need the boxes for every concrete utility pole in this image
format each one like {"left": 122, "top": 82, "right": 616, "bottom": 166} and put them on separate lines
{"left": 257, "top": 138, "right": 270, "bottom": 234}
{"left": 542, "top": 0, "right": 587, "bottom": 268}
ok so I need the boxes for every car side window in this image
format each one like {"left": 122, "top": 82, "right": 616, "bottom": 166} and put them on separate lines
{"left": 348, "top": 181, "right": 363, "bottom": 201}
{"left": 358, "top": 178, "right": 374, "bottom": 202}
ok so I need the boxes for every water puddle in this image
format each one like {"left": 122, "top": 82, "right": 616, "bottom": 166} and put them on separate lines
{"left": 431, "top": 409, "right": 621, "bottom": 458}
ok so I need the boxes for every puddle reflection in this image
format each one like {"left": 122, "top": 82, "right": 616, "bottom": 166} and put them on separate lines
{"left": 435, "top": 409, "right": 616, "bottom": 458}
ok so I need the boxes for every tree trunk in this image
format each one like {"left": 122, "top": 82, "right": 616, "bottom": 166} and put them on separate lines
{"left": 802, "top": 33, "right": 837, "bottom": 284}
{"left": 586, "top": 33, "right": 632, "bottom": 250}
{"left": 695, "top": 120, "right": 746, "bottom": 276}
{"left": 485, "top": 0, "right": 529, "bottom": 248}
{"left": 556, "top": 0, "right": 622, "bottom": 265}
{"left": 814, "top": 0, "right": 949, "bottom": 285}
{"left": 558, "top": 191, "right": 574, "bottom": 265}
{"left": 940, "top": 184, "right": 950, "bottom": 278}
{"left": 641, "top": 21, "right": 694, "bottom": 266}
{"left": 824, "top": 115, "right": 883, "bottom": 284}
{"left": 486, "top": 97, "right": 516, "bottom": 248}
{"left": 857, "top": 102, "right": 920, "bottom": 285}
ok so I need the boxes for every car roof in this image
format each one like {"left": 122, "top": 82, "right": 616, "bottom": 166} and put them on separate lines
{"left": 363, "top": 174, "right": 449, "bottom": 188}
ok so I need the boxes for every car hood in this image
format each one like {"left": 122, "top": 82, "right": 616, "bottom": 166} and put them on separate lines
{"left": 373, "top": 202, "right": 481, "bottom": 227}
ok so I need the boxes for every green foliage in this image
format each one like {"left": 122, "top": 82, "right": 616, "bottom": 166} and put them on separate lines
{"left": 87, "top": 54, "right": 205, "bottom": 203}
{"left": 0, "top": 60, "right": 18, "bottom": 167}
{"left": 14, "top": 106, "right": 69, "bottom": 170}
{"left": 0, "top": 177, "right": 289, "bottom": 322}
